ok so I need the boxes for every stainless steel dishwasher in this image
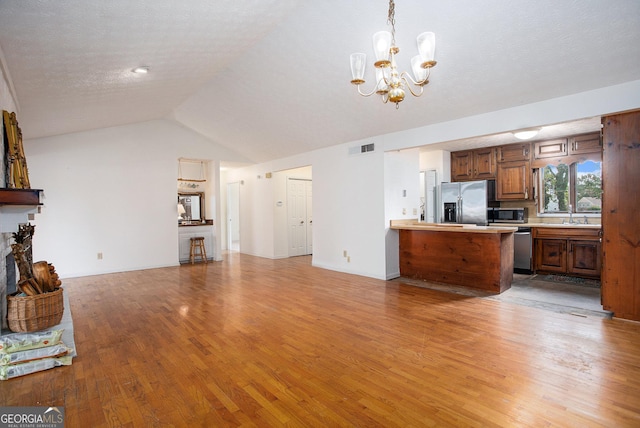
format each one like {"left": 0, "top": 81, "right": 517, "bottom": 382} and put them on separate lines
{"left": 514, "top": 227, "right": 532, "bottom": 273}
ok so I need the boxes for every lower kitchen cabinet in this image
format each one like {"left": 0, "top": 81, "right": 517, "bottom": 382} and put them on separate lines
{"left": 178, "top": 225, "right": 214, "bottom": 263}
{"left": 533, "top": 228, "right": 602, "bottom": 279}
{"left": 535, "top": 238, "right": 567, "bottom": 273}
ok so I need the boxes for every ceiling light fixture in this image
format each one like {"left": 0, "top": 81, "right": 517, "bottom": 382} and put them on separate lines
{"left": 349, "top": 0, "right": 437, "bottom": 109}
{"left": 132, "top": 66, "right": 149, "bottom": 74}
{"left": 512, "top": 128, "right": 541, "bottom": 140}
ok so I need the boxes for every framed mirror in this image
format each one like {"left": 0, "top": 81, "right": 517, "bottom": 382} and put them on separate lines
{"left": 178, "top": 192, "right": 204, "bottom": 224}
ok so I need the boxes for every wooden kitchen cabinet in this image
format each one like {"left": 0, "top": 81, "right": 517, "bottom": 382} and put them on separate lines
{"left": 451, "top": 150, "right": 473, "bottom": 181}
{"left": 568, "top": 240, "right": 602, "bottom": 277}
{"left": 533, "top": 139, "right": 568, "bottom": 159}
{"left": 473, "top": 147, "right": 497, "bottom": 179}
{"left": 497, "top": 143, "right": 531, "bottom": 162}
{"left": 496, "top": 160, "right": 531, "bottom": 200}
{"left": 535, "top": 238, "right": 567, "bottom": 273}
{"left": 533, "top": 227, "right": 601, "bottom": 279}
{"left": 451, "top": 147, "right": 497, "bottom": 181}
{"left": 569, "top": 133, "right": 601, "bottom": 155}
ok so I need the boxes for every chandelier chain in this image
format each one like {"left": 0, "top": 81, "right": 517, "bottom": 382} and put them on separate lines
{"left": 387, "top": 0, "right": 396, "bottom": 45}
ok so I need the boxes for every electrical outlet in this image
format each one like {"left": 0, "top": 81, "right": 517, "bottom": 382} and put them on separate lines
{"left": 402, "top": 208, "right": 406, "bottom": 215}
{"left": 97, "top": 252, "right": 103, "bottom": 260}
{"left": 347, "top": 256, "right": 351, "bottom": 263}
{"left": 343, "top": 250, "right": 347, "bottom": 257}
{"left": 413, "top": 208, "right": 418, "bottom": 215}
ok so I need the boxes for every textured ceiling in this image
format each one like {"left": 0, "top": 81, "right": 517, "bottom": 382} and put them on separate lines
{"left": 1, "top": 0, "right": 639, "bottom": 163}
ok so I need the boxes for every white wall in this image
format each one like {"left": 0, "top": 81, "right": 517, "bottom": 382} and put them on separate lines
{"left": 384, "top": 149, "right": 421, "bottom": 279}
{"left": 420, "top": 150, "right": 451, "bottom": 184}
{"left": 24, "top": 119, "right": 245, "bottom": 277}
{"left": 312, "top": 142, "right": 387, "bottom": 279}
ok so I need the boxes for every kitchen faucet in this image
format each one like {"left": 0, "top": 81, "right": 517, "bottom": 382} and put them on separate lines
{"left": 568, "top": 204, "right": 573, "bottom": 224}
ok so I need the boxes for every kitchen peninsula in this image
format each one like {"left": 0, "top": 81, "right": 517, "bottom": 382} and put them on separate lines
{"left": 391, "top": 220, "right": 517, "bottom": 293}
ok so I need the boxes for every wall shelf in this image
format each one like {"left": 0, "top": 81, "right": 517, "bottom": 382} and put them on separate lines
{"left": 0, "top": 188, "right": 43, "bottom": 206}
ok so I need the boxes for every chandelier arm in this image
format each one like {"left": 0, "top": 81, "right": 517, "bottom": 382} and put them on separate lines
{"left": 403, "top": 79, "right": 424, "bottom": 97}
{"left": 353, "top": 73, "right": 393, "bottom": 97}
{"left": 401, "top": 68, "right": 432, "bottom": 87}
{"left": 355, "top": 83, "right": 384, "bottom": 98}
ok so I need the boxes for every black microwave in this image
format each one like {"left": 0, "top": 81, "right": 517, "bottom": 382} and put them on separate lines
{"left": 491, "top": 208, "right": 528, "bottom": 223}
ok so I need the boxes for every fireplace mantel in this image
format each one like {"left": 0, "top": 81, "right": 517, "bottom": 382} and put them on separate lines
{"left": 0, "top": 188, "right": 43, "bottom": 233}
{"left": 0, "top": 188, "right": 43, "bottom": 206}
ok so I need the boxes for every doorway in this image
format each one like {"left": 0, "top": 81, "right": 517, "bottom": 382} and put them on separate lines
{"left": 227, "top": 182, "right": 240, "bottom": 252}
{"left": 287, "top": 178, "right": 312, "bottom": 256}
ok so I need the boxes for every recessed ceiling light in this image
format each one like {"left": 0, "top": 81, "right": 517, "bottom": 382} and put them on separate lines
{"left": 132, "top": 66, "right": 149, "bottom": 74}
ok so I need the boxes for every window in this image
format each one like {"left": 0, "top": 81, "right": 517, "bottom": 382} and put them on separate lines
{"left": 539, "top": 160, "right": 602, "bottom": 214}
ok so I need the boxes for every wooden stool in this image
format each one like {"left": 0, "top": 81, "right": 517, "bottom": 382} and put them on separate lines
{"left": 189, "top": 237, "right": 207, "bottom": 264}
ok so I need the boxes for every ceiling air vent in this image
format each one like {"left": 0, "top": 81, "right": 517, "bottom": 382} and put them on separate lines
{"left": 361, "top": 143, "right": 375, "bottom": 153}
{"left": 347, "top": 143, "right": 375, "bottom": 155}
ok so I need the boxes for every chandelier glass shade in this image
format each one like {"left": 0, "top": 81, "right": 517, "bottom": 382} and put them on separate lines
{"left": 350, "top": 0, "right": 436, "bottom": 108}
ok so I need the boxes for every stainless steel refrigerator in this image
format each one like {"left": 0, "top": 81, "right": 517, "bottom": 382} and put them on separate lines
{"left": 438, "top": 180, "right": 494, "bottom": 225}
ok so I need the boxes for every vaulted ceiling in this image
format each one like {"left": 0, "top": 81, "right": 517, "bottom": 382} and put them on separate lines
{"left": 1, "top": 0, "right": 639, "bottom": 163}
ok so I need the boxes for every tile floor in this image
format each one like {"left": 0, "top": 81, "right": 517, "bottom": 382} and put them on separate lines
{"left": 396, "top": 273, "right": 611, "bottom": 319}
{"left": 488, "top": 273, "right": 610, "bottom": 319}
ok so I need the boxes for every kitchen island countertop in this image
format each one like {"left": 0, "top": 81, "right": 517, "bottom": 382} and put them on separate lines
{"left": 390, "top": 219, "right": 517, "bottom": 233}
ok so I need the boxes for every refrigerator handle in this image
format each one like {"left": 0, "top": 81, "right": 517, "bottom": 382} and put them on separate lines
{"left": 457, "top": 197, "right": 462, "bottom": 223}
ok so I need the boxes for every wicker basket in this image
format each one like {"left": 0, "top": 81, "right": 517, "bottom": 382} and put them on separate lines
{"left": 6, "top": 288, "right": 64, "bottom": 332}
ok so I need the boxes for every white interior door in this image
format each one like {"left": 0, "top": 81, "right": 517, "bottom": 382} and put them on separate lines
{"left": 305, "top": 180, "right": 313, "bottom": 255}
{"left": 288, "top": 178, "right": 312, "bottom": 256}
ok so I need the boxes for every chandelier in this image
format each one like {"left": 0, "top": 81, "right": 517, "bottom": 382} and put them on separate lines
{"left": 349, "top": 0, "right": 437, "bottom": 108}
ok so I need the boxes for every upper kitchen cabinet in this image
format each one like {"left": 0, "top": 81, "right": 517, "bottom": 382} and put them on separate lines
{"left": 533, "top": 139, "right": 568, "bottom": 159}
{"left": 451, "top": 147, "right": 497, "bottom": 181}
{"left": 497, "top": 143, "right": 531, "bottom": 162}
{"left": 451, "top": 150, "right": 472, "bottom": 181}
{"left": 496, "top": 160, "right": 532, "bottom": 200}
{"left": 568, "top": 133, "right": 602, "bottom": 156}
{"left": 496, "top": 142, "right": 532, "bottom": 200}
{"left": 531, "top": 133, "right": 602, "bottom": 168}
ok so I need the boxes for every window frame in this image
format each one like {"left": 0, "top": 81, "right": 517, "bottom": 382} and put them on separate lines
{"left": 537, "top": 159, "right": 602, "bottom": 216}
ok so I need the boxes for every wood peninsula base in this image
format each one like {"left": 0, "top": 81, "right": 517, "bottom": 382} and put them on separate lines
{"left": 393, "top": 222, "right": 515, "bottom": 294}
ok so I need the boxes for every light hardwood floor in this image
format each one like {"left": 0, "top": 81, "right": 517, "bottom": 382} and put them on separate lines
{"left": 2, "top": 253, "right": 640, "bottom": 427}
